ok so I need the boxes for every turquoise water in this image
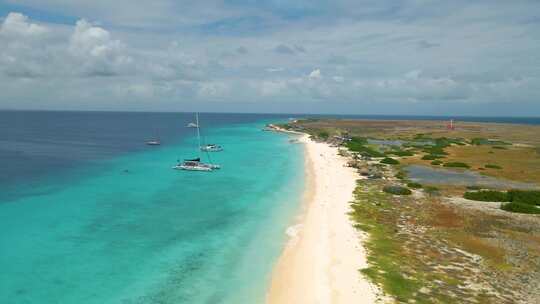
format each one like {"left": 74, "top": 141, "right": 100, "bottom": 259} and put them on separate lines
{"left": 0, "top": 120, "right": 304, "bottom": 303}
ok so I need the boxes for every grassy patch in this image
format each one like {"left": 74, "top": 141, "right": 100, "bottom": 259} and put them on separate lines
{"left": 463, "top": 190, "right": 510, "bottom": 202}
{"left": 395, "top": 170, "right": 407, "bottom": 180}
{"left": 346, "top": 137, "right": 385, "bottom": 157}
{"left": 386, "top": 149, "right": 415, "bottom": 157}
{"left": 422, "top": 154, "right": 445, "bottom": 160}
{"left": 380, "top": 157, "right": 400, "bottom": 165}
{"left": 471, "top": 138, "right": 511, "bottom": 146}
{"left": 317, "top": 131, "right": 329, "bottom": 140}
{"left": 431, "top": 160, "right": 442, "bottom": 165}
{"left": 407, "top": 182, "right": 423, "bottom": 189}
{"left": 424, "top": 186, "right": 440, "bottom": 196}
{"left": 383, "top": 185, "right": 412, "bottom": 195}
{"left": 501, "top": 202, "right": 540, "bottom": 214}
{"left": 507, "top": 190, "right": 540, "bottom": 206}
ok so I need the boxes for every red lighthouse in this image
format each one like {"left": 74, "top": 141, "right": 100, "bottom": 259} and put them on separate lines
{"left": 446, "top": 119, "right": 455, "bottom": 130}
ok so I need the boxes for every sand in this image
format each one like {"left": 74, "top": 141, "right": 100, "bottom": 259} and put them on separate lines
{"left": 267, "top": 135, "right": 378, "bottom": 304}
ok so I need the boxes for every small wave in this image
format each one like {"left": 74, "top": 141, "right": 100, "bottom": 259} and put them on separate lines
{"left": 286, "top": 224, "right": 303, "bottom": 238}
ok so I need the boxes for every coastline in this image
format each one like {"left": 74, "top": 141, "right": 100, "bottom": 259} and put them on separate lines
{"left": 267, "top": 134, "right": 378, "bottom": 304}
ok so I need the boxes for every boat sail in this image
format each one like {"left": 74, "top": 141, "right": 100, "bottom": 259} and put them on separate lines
{"left": 173, "top": 113, "right": 220, "bottom": 171}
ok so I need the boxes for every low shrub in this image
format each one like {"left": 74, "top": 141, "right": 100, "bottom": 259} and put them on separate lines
{"left": 422, "top": 154, "right": 444, "bottom": 160}
{"left": 501, "top": 202, "right": 540, "bottom": 214}
{"left": 380, "top": 157, "right": 400, "bottom": 165}
{"left": 424, "top": 186, "right": 440, "bottom": 195}
{"left": 346, "top": 140, "right": 385, "bottom": 157}
{"left": 387, "top": 150, "right": 414, "bottom": 157}
{"left": 318, "top": 131, "right": 330, "bottom": 140}
{"left": 431, "top": 160, "right": 442, "bottom": 165}
{"left": 395, "top": 171, "right": 407, "bottom": 180}
{"left": 463, "top": 190, "right": 509, "bottom": 202}
{"left": 466, "top": 185, "right": 482, "bottom": 190}
{"left": 485, "top": 164, "right": 502, "bottom": 169}
{"left": 423, "top": 146, "right": 448, "bottom": 155}
{"left": 383, "top": 185, "right": 412, "bottom": 195}
{"left": 492, "top": 146, "right": 507, "bottom": 150}
{"left": 407, "top": 182, "right": 423, "bottom": 189}
{"left": 507, "top": 190, "right": 540, "bottom": 206}
{"left": 471, "top": 138, "right": 511, "bottom": 146}
{"left": 444, "top": 162, "right": 470, "bottom": 168}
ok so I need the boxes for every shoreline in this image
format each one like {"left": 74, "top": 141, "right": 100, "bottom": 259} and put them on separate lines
{"left": 266, "top": 134, "right": 378, "bottom": 304}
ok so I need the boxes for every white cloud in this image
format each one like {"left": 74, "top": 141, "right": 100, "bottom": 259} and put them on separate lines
{"left": 308, "top": 69, "right": 321, "bottom": 80}
{"left": 69, "top": 19, "right": 132, "bottom": 76}
{"left": 0, "top": 12, "right": 46, "bottom": 37}
{"left": 1, "top": 0, "right": 540, "bottom": 115}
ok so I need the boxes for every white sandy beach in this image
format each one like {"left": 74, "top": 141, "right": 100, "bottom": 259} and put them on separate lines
{"left": 267, "top": 135, "right": 378, "bottom": 304}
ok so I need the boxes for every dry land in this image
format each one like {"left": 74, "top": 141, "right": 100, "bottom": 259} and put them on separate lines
{"left": 276, "top": 118, "right": 540, "bottom": 303}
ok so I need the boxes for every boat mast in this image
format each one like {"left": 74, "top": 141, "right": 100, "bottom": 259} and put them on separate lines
{"left": 196, "top": 112, "right": 202, "bottom": 158}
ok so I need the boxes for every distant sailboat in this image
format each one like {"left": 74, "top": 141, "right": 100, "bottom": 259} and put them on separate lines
{"left": 146, "top": 129, "right": 161, "bottom": 145}
{"left": 173, "top": 113, "right": 220, "bottom": 171}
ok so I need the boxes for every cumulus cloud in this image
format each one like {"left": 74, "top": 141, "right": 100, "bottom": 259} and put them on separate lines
{"left": 69, "top": 19, "right": 132, "bottom": 76}
{"left": 308, "top": 69, "right": 321, "bottom": 80}
{"left": 1, "top": 0, "right": 540, "bottom": 115}
{"left": 0, "top": 12, "right": 46, "bottom": 38}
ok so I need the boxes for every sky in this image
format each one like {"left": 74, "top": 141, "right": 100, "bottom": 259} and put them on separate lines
{"left": 0, "top": 1, "right": 539, "bottom": 116}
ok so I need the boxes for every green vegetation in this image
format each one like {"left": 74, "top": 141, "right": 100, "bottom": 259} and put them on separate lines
{"left": 431, "top": 160, "right": 442, "bottom": 165}
{"left": 407, "top": 182, "right": 423, "bottom": 189}
{"left": 501, "top": 202, "right": 540, "bottom": 214}
{"left": 492, "top": 146, "right": 508, "bottom": 150}
{"left": 508, "top": 190, "right": 540, "bottom": 206}
{"left": 485, "top": 164, "right": 502, "bottom": 169}
{"left": 464, "top": 189, "right": 540, "bottom": 213}
{"left": 383, "top": 185, "right": 412, "bottom": 195}
{"left": 317, "top": 131, "right": 330, "bottom": 140}
{"left": 380, "top": 157, "right": 400, "bottom": 165}
{"left": 443, "top": 162, "right": 470, "bottom": 168}
{"left": 463, "top": 190, "right": 510, "bottom": 202}
{"left": 471, "top": 138, "right": 511, "bottom": 146}
{"left": 395, "top": 170, "right": 407, "bottom": 180}
{"left": 466, "top": 185, "right": 482, "bottom": 190}
{"left": 345, "top": 137, "right": 385, "bottom": 157}
{"left": 422, "top": 146, "right": 448, "bottom": 156}
{"left": 386, "top": 149, "right": 415, "bottom": 157}
{"left": 422, "top": 154, "right": 444, "bottom": 160}
{"left": 423, "top": 186, "right": 440, "bottom": 196}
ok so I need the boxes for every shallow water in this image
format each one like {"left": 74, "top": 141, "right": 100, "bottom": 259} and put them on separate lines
{"left": 405, "top": 165, "right": 538, "bottom": 189}
{"left": 0, "top": 112, "right": 304, "bottom": 303}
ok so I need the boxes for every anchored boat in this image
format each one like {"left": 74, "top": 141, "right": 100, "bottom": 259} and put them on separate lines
{"left": 173, "top": 113, "right": 221, "bottom": 171}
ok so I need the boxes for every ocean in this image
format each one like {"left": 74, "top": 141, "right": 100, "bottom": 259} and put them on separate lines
{"left": 1, "top": 111, "right": 538, "bottom": 303}
{"left": 0, "top": 111, "right": 305, "bottom": 303}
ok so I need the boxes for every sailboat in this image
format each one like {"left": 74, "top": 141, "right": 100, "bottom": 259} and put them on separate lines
{"left": 145, "top": 129, "right": 161, "bottom": 145}
{"left": 173, "top": 113, "right": 220, "bottom": 171}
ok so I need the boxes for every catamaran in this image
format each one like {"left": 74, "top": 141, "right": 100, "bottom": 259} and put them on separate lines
{"left": 173, "top": 113, "right": 221, "bottom": 171}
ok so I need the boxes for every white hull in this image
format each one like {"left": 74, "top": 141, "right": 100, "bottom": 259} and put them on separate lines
{"left": 172, "top": 164, "right": 212, "bottom": 171}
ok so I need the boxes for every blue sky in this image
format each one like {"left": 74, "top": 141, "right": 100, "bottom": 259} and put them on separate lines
{"left": 1, "top": 0, "right": 539, "bottom": 115}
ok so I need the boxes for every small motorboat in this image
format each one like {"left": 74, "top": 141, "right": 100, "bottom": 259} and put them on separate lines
{"left": 201, "top": 144, "right": 223, "bottom": 152}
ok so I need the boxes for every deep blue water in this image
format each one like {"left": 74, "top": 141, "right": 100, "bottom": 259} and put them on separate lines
{"left": 0, "top": 111, "right": 304, "bottom": 303}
